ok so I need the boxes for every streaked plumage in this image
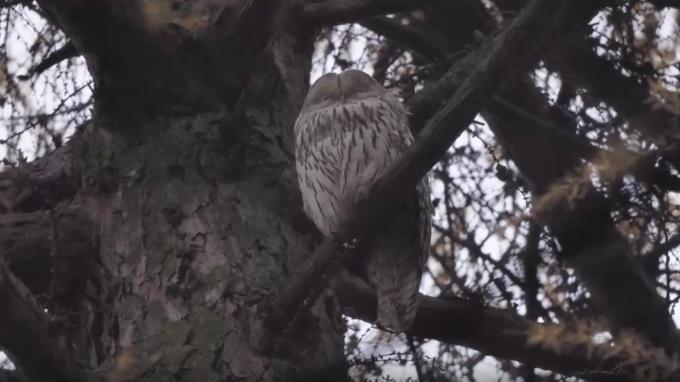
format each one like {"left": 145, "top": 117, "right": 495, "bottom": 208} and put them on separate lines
{"left": 294, "top": 70, "right": 432, "bottom": 332}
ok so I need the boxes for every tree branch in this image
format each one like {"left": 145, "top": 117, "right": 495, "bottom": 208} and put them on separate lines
{"left": 0, "top": 203, "right": 96, "bottom": 297}
{"left": 549, "top": 38, "right": 666, "bottom": 118}
{"left": 0, "top": 260, "right": 89, "bottom": 382}
{"left": 546, "top": 37, "right": 680, "bottom": 167}
{"left": 0, "top": 369, "right": 27, "bottom": 382}
{"left": 406, "top": 48, "right": 484, "bottom": 134}
{"left": 18, "top": 41, "right": 78, "bottom": 80}
{"left": 359, "top": 16, "right": 447, "bottom": 60}
{"left": 0, "top": 0, "right": 25, "bottom": 8}
{"left": 490, "top": 95, "right": 680, "bottom": 192}
{"left": 643, "top": 234, "right": 680, "bottom": 280}
{"left": 0, "top": 132, "right": 83, "bottom": 213}
{"left": 336, "top": 274, "right": 669, "bottom": 382}
{"left": 300, "top": 0, "right": 445, "bottom": 25}
{"left": 648, "top": 0, "right": 680, "bottom": 8}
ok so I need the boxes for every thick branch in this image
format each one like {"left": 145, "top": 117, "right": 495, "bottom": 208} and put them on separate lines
{"left": 0, "top": 260, "right": 88, "bottom": 382}
{"left": 0, "top": 369, "right": 27, "bottom": 382}
{"left": 0, "top": 204, "right": 96, "bottom": 297}
{"left": 300, "top": 0, "right": 445, "bottom": 25}
{"left": 336, "top": 275, "right": 671, "bottom": 382}
{"left": 269, "top": 0, "right": 576, "bottom": 332}
{"left": 359, "top": 16, "right": 447, "bottom": 60}
{"left": 490, "top": 96, "right": 680, "bottom": 192}
{"left": 545, "top": 33, "right": 680, "bottom": 175}
{"left": 0, "top": 133, "right": 83, "bottom": 213}
{"left": 649, "top": 0, "right": 680, "bottom": 9}
{"left": 406, "top": 49, "right": 484, "bottom": 133}
{"left": 406, "top": 0, "right": 604, "bottom": 134}
{"left": 547, "top": 38, "right": 677, "bottom": 138}
{"left": 18, "top": 41, "right": 78, "bottom": 80}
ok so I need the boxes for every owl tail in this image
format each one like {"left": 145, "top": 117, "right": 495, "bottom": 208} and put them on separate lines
{"left": 375, "top": 268, "right": 421, "bottom": 332}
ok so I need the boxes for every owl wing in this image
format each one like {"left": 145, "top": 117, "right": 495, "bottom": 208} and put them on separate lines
{"left": 353, "top": 95, "right": 432, "bottom": 331}
{"left": 340, "top": 95, "right": 414, "bottom": 203}
{"left": 294, "top": 111, "right": 346, "bottom": 237}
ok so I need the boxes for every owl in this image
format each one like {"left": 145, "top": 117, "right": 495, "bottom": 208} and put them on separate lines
{"left": 294, "top": 70, "right": 432, "bottom": 332}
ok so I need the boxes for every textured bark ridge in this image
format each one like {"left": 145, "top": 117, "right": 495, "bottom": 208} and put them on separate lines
{"left": 83, "top": 112, "right": 344, "bottom": 381}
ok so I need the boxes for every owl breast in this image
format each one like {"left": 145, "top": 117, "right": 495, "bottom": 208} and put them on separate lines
{"left": 294, "top": 95, "right": 411, "bottom": 237}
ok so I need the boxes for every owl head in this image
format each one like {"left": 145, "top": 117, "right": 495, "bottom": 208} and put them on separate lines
{"left": 301, "top": 70, "right": 388, "bottom": 112}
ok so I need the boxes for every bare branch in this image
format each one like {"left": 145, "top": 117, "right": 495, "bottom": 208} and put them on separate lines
{"left": 643, "top": 234, "right": 680, "bottom": 278}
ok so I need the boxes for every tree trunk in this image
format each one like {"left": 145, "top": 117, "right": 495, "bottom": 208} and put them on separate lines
{"left": 17, "top": 1, "right": 346, "bottom": 381}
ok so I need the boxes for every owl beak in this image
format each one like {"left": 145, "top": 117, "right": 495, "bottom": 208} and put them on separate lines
{"left": 337, "top": 76, "right": 347, "bottom": 103}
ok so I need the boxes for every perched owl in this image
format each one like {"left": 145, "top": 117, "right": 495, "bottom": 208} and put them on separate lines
{"left": 294, "top": 70, "right": 432, "bottom": 332}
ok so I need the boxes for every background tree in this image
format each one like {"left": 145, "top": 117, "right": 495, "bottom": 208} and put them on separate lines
{"left": 0, "top": 0, "right": 680, "bottom": 381}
